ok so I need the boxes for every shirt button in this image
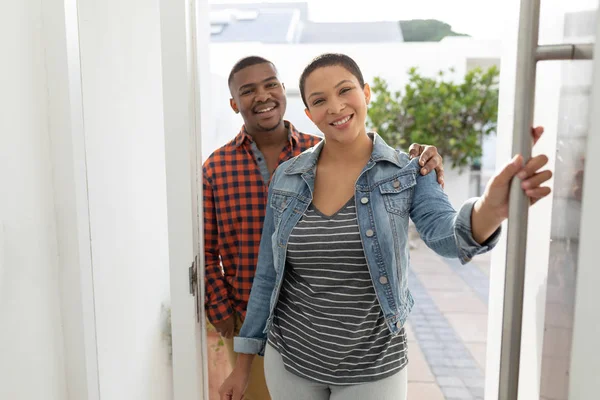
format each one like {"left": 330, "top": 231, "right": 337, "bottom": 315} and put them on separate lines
{"left": 361, "top": 197, "right": 369, "bottom": 204}
{"left": 393, "top": 180, "right": 400, "bottom": 188}
{"left": 366, "top": 229, "right": 374, "bottom": 237}
{"left": 379, "top": 276, "right": 388, "bottom": 285}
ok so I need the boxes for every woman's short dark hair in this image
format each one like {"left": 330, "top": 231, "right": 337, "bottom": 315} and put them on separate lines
{"left": 299, "top": 53, "right": 365, "bottom": 108}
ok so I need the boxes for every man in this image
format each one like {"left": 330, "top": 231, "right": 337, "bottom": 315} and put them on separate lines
{"left": 203, "top": 56, "right": 445, "bottom": 400}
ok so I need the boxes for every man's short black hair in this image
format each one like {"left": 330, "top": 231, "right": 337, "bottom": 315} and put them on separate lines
{"left": 227, "top": 56, "right": 277, "bottom": 89}
{"left": 299, "top": 53, "right": 365, "bottom": 108}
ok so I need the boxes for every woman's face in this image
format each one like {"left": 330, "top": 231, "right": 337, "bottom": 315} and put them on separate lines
{"left": 304, "top": 65, "right": 370, "bottom": 145}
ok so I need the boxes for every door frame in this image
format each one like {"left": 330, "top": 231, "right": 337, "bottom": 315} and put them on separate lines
{"left": 159, "top": 0, "right": 211, "bottom": 398}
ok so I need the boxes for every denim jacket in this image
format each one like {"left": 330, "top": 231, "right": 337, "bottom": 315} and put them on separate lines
{"left": 234, "top": 133, "right": 500, "bottom": 356}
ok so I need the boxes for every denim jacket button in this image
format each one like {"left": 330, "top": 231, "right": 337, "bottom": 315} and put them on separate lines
{"left": 366, "top": 229, "right": 374, "bottom": 237}
{"left": 396, "top": 321, "right": 402, "bottom": 329}
{"left": 360, "top": 197, "right": 369, "bottom": 204}
{"left": 379, "top": 276, "right": 388, "bottom": 285}
{"left": 393, "top": 180, "right": 400, "bottom": 188}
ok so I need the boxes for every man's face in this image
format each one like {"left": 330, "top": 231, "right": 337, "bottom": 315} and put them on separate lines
{"left": 229, "top": 63, "right": 287, "bottom": 133}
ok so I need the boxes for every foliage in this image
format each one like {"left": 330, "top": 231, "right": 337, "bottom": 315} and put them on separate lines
{"left": 399, "top": 19, "right": 469, "bottom": 42}
{"left": 367, "top": 66, "right": 500, "bottom": 170}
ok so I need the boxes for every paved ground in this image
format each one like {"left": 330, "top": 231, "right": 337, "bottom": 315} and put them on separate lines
{"left": 405, "top": 239, "right": 491, "bottom": 400}
{"left": 207, "top": 239, "right": 492, "bottom": 400}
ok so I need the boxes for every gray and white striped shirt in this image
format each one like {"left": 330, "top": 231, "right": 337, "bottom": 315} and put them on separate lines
{"left": 267, "top": 198, "right": 407, "bottom": 385}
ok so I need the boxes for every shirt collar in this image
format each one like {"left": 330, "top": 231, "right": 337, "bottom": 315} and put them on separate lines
{"left": 234, "top": 120, "right": 299, "bottom": 148}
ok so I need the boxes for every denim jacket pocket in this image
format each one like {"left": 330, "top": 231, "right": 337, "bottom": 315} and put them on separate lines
{"left": 378, "top": 173, "right": 416, "bottom": 217}
{"left": 270, "top": 191, "right": 293, "bottom": 212}
{"left": 270, "top": 191, "right": 294, "bottom": 226}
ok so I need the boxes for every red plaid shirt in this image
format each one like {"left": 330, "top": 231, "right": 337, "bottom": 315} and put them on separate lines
{"left": 203, "top": 122, "right": 321, "bottom": 324}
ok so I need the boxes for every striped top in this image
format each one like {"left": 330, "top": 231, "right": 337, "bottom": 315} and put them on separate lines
{"left": 267, "top": 198, "right": 407, "bottom": 385}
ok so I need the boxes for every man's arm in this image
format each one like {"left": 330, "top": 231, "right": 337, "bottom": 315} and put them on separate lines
{"left": 203, "top": 167, "right": 234, "bottom": 335}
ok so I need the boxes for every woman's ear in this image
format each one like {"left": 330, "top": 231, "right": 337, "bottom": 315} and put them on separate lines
{"left": 363, "top": 83, "right": 371, "bottom": 105}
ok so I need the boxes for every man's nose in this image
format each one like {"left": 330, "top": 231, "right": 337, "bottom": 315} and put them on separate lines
{"left": 255, "top": 87, "right": 271, "bottom": 103}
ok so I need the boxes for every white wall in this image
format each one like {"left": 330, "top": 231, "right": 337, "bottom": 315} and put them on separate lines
{"left": 440, "top": 167, "right": 473, "bottom": 210}
{"left": 0, "top": 1, "right": 68, "bottom": 399}
{"left": 76, "top": 0, "right": 173, "bottom": 399}
{"left": 43, "top": 0, "right": 100, "bottom": 398}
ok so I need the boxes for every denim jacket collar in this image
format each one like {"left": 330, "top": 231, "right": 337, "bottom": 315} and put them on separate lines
{"left": 283, "top": 132, "right": 406, "bottom": 176}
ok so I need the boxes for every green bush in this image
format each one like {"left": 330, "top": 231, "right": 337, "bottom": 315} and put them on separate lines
{"left": 367, "top": 66, "right": 499, "bottom": 170}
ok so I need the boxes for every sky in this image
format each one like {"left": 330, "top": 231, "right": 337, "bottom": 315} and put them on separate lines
{"left": 210, "top": 0, "right": 599, "bottom": 40}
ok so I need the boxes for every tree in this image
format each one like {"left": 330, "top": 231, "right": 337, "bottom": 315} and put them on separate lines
{"left": 399, "top": 19, "right": 469, "bottom": 42}
{"left": 367, "top": 66, "right": 500, "bottom": 170}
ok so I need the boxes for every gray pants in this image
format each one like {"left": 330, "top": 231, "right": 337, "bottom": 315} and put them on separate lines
{"left": 264, "top": 344, "right": 408, "bottom": 400}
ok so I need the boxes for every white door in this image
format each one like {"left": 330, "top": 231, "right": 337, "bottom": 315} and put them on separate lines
{"left": 160, "top": 0, "right": 211, "bottom": 398}
{"left": 487, "top": 1, "right": 600, "bottom": 399}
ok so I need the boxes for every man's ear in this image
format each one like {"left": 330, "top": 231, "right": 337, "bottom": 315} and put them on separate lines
{"left": 230, "top": 98, "right": 239, "bottom": 114}
{"left": 363, "top": 83, "right": 371, "bottom": 105}
{"left": 304, "top": 108, "right": 313, "bottom": 122}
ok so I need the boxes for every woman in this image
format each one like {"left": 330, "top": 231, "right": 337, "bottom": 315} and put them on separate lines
{"left": 219, "top": 53, "right": 552, "bottom": 400}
